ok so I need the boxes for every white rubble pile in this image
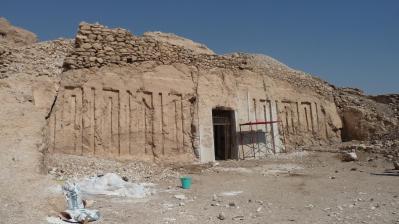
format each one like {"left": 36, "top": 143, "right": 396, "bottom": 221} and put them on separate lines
{"left": 78, "top": 173, "right": 154, "bottom": 198}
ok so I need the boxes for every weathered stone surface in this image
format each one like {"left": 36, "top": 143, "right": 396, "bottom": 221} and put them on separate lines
{"left": 96, "top": 58, "right": 103, "bottom": 63}
{"left": 50, "top": 23, "right": 345, "bottom": 162}
{"left": 81, "top": 43, "right": 92, "bottom": 49}
{"left": 62, "top": 23, "right": 249, "bottom": 71}
{"left": 0, "top": 17, "right": 37, "bottom": 47}
{"left": 1, "top": 18, "right": 399, "bottom": 224}
{"left": 1, "top": 21, "right": 393, "bottom": 163}
{"left": 143, "top": 31, "right": 215, "bottom": 55}
{"left": 334, "top": 88, "right": 399, "bottom": 142}
{"left": 92, "top": 43, "right": 102, "bottom": 50}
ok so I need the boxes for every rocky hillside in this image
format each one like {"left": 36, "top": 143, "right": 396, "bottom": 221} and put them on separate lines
{"left": 143, "top": 31, "right": 215, "bottom": 55}
{"left": 334, "top": 88, "right": 399, "bottom": 142}
{"left": 0, "top": 17, "right": 37, "bottom": 47}
{"left": 0, "top": 19, "right": 72, "bottom": 223}
{"left": 0, "top": 17, "right": 397, "bottom": 224}
{"left": 0, "top": 39, "right": 73, "bottom": 78}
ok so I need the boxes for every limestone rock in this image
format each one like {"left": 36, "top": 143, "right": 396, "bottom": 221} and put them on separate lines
{"left": 143, "top": 31, "right": 215, "bottom": 55}
{"left": 217, "top": 212, "right": 226, "bottom": 220}
{"left": 341, "top": 151, "right": 358, "bottom": 162}
{"left": 81, "top": 43, "right": 92, "bottom": 49}
{"left": 96, "top": 58, "right": 103, "bottom": 63}
{"left": 174, "top": 194, "right": 186, "bottom": 200}
{"left": 0, "top": 17, "right": 37, "bottom": 47}
{"left": 335, "top": 88, "right": 399, "bottom": 143}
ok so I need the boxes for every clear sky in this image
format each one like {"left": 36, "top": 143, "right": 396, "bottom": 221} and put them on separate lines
{"left": 2, "top": 0, "right": 398, "bottom": 94}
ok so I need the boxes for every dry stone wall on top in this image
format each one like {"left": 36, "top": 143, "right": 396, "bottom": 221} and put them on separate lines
{"left": 63, "top": 23, "right": 247, "bottom": 71}
{"left": 63, "top": 22, "right": 339, "bottom": 103}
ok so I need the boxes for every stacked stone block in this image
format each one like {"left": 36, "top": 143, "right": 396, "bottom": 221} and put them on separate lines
{"left": 63, "top": 22, "right": 248, "bottom": 70}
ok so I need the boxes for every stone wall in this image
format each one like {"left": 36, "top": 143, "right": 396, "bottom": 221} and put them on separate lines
{"left": 62, "top": 23, "right": 340, "bottom": 101}
{"left": 63, "top": 22, "right": 247, "bottom": 71}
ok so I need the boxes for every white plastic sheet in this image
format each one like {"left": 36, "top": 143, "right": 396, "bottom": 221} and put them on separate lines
{"left": 61, "top": 181, "right": 100, "bottom": 223}
{"left": 78, "top": 173, "right": 153, "bottom": 198}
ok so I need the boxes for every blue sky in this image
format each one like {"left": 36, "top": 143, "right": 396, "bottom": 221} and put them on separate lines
{"left": 2, "top": 0, "right": 398, "bottom": 94}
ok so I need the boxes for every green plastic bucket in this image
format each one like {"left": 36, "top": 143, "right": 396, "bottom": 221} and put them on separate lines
{"left": 180, "top": 176, "right": 192, "bottom": 189}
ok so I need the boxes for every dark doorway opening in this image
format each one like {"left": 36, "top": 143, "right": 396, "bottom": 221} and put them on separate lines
{"left": 212, "top": 109, "right": 236, "bottom": 160}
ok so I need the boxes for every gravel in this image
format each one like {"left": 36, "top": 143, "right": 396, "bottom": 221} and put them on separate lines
{"left": 44, "top": 153, "right": 180, "bottom": 183}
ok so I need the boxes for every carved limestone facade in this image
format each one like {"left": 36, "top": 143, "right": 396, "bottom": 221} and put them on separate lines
{"left": 47, "top": 23, "right": 342, "bottom": 162}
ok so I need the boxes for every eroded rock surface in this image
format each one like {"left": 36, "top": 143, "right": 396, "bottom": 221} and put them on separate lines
{"left": 143, "top": 31, "right": 215, "bottom": 55}
{"left": 0, "top": 28, "right": 72, "bottom": 223}
{"left": 0, "top": 17, "right": 37, "bottom": 47}
{"left": 334, "top": 88, "right": 399, "bottom": 142}
{"left": 48, "top": 22, "right": 343, "bottom": 163}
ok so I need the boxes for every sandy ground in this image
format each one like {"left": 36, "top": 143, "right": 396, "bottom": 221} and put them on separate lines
{"left": 43, "top": 151, "right": 399, "bottom": 224}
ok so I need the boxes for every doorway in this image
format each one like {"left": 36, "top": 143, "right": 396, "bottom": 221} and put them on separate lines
{"left": 212, "top": 109, "right": 236, "bottom": 160}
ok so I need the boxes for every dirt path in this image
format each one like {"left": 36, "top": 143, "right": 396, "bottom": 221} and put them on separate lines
{"left": 45, "top": 151, "right": 399, "bottom": 224}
